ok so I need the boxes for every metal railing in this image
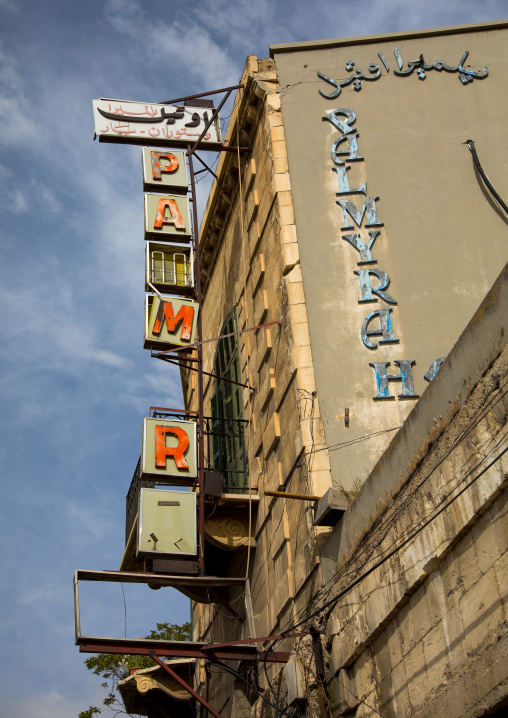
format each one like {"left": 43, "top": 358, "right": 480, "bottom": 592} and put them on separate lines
{"left": 202, "top": 415, "right": 248, "bottom": 494}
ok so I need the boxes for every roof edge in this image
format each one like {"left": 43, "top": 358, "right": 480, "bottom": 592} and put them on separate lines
{"left": 269, "top": 19, "right": 508, "bottom": 57}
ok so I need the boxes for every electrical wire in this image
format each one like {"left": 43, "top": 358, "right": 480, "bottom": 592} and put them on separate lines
{"left": 207, "top": 660, "right": 279, "bottom": 711}
{"left": 256, "top": 374, "right": 508, "bottom": 702}
{"left": 466, "top": 140, "right": 508, "bottom": 217}
{"left": 257, "top": 436, "right": 507, "bottom": 715}
{"left": 285, "top": 438, "right": 508, "bottom": 633}
{"left": 333, "top": 675, "right": 385, "bottom": 718}
{"left": 300, "top": 376, "right": 508, "bottom": 615}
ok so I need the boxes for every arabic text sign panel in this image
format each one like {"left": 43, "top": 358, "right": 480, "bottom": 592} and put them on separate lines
{"left": 93, "top": 99, "right": 221, "bottom": 147}
{"left": 141, "top": 418, "right": 198, "bottom": 484}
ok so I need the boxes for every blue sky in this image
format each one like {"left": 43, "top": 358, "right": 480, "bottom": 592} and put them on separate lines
{"left": 0, "top": 1, "right": 506, "bottom": 716}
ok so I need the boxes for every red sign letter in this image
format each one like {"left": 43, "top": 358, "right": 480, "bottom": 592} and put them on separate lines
{"left": 151, "top": 151, "right": 179, "bottom": 180}
{"left": 152, "top": 300, "right": 194, "bottom": 342}
{"left": 154, "top": 198, "right": 185, "bottom": 230}
{"left": 155, "top": 425, "right": 189, "bottom": 470}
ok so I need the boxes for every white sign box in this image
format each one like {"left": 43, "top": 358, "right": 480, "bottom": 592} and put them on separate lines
{"left": 93, "top": 99, "right": 221, "bottom": 148}
{"left": 138, "top": 488, "right": 197, "bottom": 558}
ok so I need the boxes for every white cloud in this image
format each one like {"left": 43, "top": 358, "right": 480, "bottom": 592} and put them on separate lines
{"left": 104, "top": 0, "right": 238, "bottom": 88}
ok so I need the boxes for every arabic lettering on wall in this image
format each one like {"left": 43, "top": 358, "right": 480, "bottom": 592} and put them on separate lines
{"left": 318, "top": 49, "right": 488, "bottom": 97}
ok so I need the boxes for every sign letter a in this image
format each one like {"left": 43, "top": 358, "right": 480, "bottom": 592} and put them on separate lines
{"left": 155, "top": 425, "right": 189, "bottom": 470}
{"left": 153, "top": 300, "right": 194, "bottom": 341}
{"left": 154, "top": 198, "right": 185, "bottom": 230}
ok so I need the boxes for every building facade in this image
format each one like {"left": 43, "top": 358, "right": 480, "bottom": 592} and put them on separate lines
{"left": 84, "top": 20, "right": 508, "bottom": 718}
{"left": 180, "top": 19, "right": 508, "bottom": 718}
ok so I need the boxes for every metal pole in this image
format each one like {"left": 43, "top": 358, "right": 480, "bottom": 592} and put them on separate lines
{"left": 188, "top": 146, "right": 206, "bottom": 576}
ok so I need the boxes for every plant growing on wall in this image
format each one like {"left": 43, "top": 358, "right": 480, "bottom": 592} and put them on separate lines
{"left": 79, "top": 621, "right": 191, "bottom": 718}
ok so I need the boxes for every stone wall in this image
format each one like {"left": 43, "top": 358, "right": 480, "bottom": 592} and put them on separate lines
{"left": 318, "top": 265, "right": 508, "bottom": 717}
{"left": 182, "top": 57, "right": 334, "bottom": 715}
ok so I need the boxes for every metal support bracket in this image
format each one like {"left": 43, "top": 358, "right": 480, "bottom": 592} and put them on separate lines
{"left": 149, "top": 651, "right": 224, "bottom": 718}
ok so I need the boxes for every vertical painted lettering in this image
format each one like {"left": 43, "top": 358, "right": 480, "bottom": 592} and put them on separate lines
{"left": 361, "top": 308, "right": 399, "bottom": 348}
{"left": 369, "top": 361, "right": 419, "bottom": 399}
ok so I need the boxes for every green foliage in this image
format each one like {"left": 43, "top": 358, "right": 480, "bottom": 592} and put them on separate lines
{"left": 336, "top": 478, "right": 363, "bottom": 504}
{"left": 80, "top": 621, "right": 191, "bottom": 717}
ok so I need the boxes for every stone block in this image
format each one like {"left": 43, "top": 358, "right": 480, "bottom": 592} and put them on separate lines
{"left": 246, "top": 158, "right": 256, "bottom": 192}
{"left": 405, "top": 641, "right": 427, "bottom": 711}
{"left": 287, "top": 281, "right": 305, "bottom": 306}
{"left": 385, "top": 619, "right": 403, "bottom": 670}
{"left": 274, "top": 172, "right": 291, "bottom": 193}
{"left": 490, "top": 490, "right": 508, "bottom": 555}
{"left": 274, "top": 156, "right": 288, "bottom": 173}
{"left": 293, "top": 344, "right": 313, "bottom": 369}
{"left": 424, "top": 571, "right": 447, "bottom": 629}
{"left": 441, "top": 603, "right": 467, "bottom": 673}
{"left": 440, "top": 549, "right": 464, "bottom": 610}
{"left": 255, "top": 289, "right": 269, "bottom": 327}
{"left": 310, "top": 469, "right": 332, "bottom": 496}
{"left": 388, "top": 660, "right": 412, "bottom": 717}
{"left": 279, "top": 204, "right": 295, "bottom": 225}
{"left": 256, "top": 326, "right": 273, "bottom": 372}
{"left": 282, "top": 242, "right": 299, "bottom": 273}
{"left": 292, "top": 321, "right": 310, "bottom": 348}
{"left": 252, "top": 253, "right": 265, "bottom": 295}
{"left": 272, "top": 140, "right": 287, "bottom": 159}
{"left": 422, "top": 621, "right": 449, "bottom": 692}
{"left": 277, "top": 190, "right": 293, "bottom": 207}
{"left": 408, "top": 587, "right": 432, "bottom": 644}
{"left": 281, "top": 224, "right": 297, "bottom": 247}
{"left": 300, "top": 417, "right": 326, "bottom": 447}
{"left": 271, "top": 125, "right": 285, "bottom": 143}
{"left": 267, "top": 109, "right": 283, "bottom": 127}
{"left": 262, "top": 412, "right": 281, "bottom": 456}
{"left": 249, "top": 220, "right": 261, "bottom": 257}
{"left": 247, "top": 188, "right": 260, "bottom": 228}
{"left": 288, "top": 264, "right": 303, "bottom": 283}
{"left": 493, "top": 553, "right": 508, "bottom": 605}
{"left": 459, "top": 567, "right": 503, "bottom": 657}
{"left": 397, "top": 600, "right": 416, "bottom": 657}
{"left": 373, "top": 631, "right": 393, "bottom": 683}
{"left": 471, "top": 511, "right": 501, "bottom": 573}
{"left": 290, "top": 303, "right": 308, "bottom": 326}
{"left": 456, "top": 531, "right": 482, "bottom": 593}
{"left": 266, "top": 93, "right": 281, "bottom": 111}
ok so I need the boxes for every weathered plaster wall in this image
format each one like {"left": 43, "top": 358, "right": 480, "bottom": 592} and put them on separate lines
{"left": 271, "top": 21, "right": 508, "bottom": 491}
{"left": 318, "top": 264, "right": 508, "bottom": 717}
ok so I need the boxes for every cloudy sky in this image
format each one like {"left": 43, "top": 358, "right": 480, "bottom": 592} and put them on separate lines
{"left": 0, "top": 1, "right": 506, "bottom": 716}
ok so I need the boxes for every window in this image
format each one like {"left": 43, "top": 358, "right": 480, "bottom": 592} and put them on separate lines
{"left": 210, "top": 308, "right": 247, "bottom": 492}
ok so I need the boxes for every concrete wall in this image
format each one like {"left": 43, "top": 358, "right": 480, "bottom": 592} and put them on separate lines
{"left": 271, "top": 21, "right": 508, "bottom": 491}
{"left": 318, "top": 264, "right": 508, "bottom": 717}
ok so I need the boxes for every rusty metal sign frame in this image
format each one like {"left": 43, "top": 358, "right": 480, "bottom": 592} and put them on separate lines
{"left": 74, "top": 570, "right": 292, "bottom": 662}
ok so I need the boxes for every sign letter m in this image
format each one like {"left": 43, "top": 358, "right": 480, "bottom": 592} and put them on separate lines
{"left": 152, "top": 300, "right": 194, "bottom": 342}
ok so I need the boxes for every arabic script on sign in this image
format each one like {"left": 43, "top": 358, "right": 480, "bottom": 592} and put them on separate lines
{"left": 92, "top": 99, "right": 220, "bottom": 146}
